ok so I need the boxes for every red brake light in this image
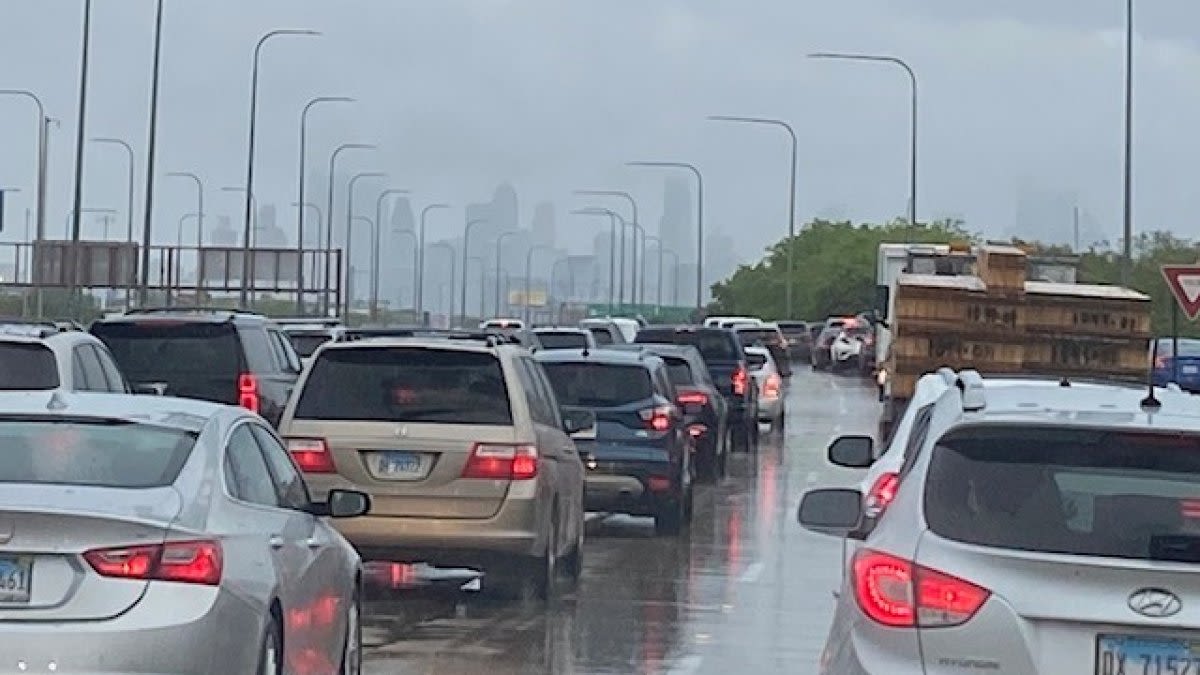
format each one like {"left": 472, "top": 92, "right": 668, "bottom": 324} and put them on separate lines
{"left": 852, "top": 549, "right": 988, "bottom": 628}
{"left": 84, "top": 540, "right": 222, "bottom": 586}
{"left": 1155, "top": 356, "right": 1169, "bottom": 369}
{"left": 732, "top": 365, "right": 748, "bottom": 396}
{"left": 237, "top": 373, "right": 260, "bottom": 413}
{"left": 461, "top": 444, "right": 538, "bottom": 480}
{"left": 763, "top": 374, "right": 782, "bottom": 399}
{"left": 638, "top": 406, "right": 673, "bottom": 432}
{"left": 287, "top": 438, "right": 336, "bottom": 473}
{"left": 677, "top": 391, "right": 708, "bottom": 407}
{"left": 865, "top": 472, "right": 900, "bottom": 517}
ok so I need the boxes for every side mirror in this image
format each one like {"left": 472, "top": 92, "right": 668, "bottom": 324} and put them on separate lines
{"left": 562, "top": 408, "right": 596, "bottom": 436}
{"left": 133, "top": 383, "right": 168, "bottom": 396}
{"left": 828, "top": 435, "right": 875, "bottom": 468}
{"left": 321, "top": 489, "right": 371, "bottom": 519}
{"left": 797, "top": 488, "right": 863, "bottom": 536}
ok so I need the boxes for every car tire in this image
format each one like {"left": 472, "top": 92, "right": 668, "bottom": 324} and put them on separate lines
{"left": 655, "top": 496, "right": 685, "bottom": 536}
{"left": 562, "top": 508, "right": 584, "bottom": 587}
{"left": 731, "top": 421, "right": 749, "bottom": 453}
{"left": 257, "top": 611, "right": 283, "bottom": 675}
{"left": 694, "top": 435, "right": 719, "bottom": 484}
{"left": 340, "top": 591, "right": 362, "bottom": 675}
{"left": 771, "top": 411, "right": 785, "bottom": 433}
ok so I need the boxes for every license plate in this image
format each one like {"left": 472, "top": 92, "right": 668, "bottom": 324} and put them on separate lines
{"left": 0, "top": 556, "right": 32, "bottom": 604}
{"left": 1096, "top": 635, "right": 1200, "bottom": 675}
{"left": 368, "top": 451, "right": 424, "bottom": 479}
{"left": 1184, "top": 366, "right": 1199, "bottom": 375}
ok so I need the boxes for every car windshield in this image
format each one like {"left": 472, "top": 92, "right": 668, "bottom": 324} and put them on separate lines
{"left": 0, "top": 343, "right": 60, "bottom": 390}
{"left": 926, "top": 427, "right": 1200, "bottom": 563}
{"left": 1155, "top": 339, "right": 1200, "bottom": 358}
{"left": 662, "top": 357, "right": 694, "bottom": 386}
{"left": 294, "top": 348, "right": 513, "bottom": 425}
{"left": 536, "top": 332, "right": 589, "bottom": 350}
{"left": 746, "top": 352, "right": 769, "bottom": 370}
{"left": 541, "top": 362, "right": 653, "bottom": 408}
{"left": 0, "top": 420, "right": 195, "bottom": 488}
{"left": 91, "top": 322, "right": 241, "bottom": 382}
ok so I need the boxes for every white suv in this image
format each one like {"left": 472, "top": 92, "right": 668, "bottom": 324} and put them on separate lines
{"left": 0, "top": 321, "right": 129, "bottom": 393}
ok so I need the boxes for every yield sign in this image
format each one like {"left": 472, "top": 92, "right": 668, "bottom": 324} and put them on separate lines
{"left": 1162, "top": 264, "right": 1200, "bottom": 320}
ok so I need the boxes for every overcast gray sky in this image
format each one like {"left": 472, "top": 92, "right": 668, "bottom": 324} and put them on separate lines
{"left": 1, "top": 0, "right": 1197, "bottom": 262}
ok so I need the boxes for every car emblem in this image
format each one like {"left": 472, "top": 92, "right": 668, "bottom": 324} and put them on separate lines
{"left": 1128, "top": 588, "right": 1182, "bottom": 618}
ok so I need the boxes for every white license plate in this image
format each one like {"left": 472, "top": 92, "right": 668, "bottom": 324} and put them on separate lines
{"left": 1184, "top": 365, "right": 1199, "bottom": 374}
{"left": 1097, "top": 635, "right": 1200, "bottom": 675}
{"left": 0, "top": 556, "right": 32, "bottom": 604}
{"left": 368, "top": 451, "right": 425, "bottom": 480}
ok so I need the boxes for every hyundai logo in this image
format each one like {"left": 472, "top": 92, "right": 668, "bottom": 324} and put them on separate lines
{"left": 1128, "top": 588, "right": 1182, "bottom": 618}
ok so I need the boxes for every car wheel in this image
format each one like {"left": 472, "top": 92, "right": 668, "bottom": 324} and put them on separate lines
{"left": 562, "top": 507, "right": 584, "bottom": 586}
{"left": 694, "top": 435, "right": 718, "bottom": 484}
{"left": 258, "top": 612, "right": 283, "bottom": 675}
{"left": 731, "top": 421, "right": 748, "bottom": 454}
{"left": 531, "top": 513, "right": 559, "bottom": 601}
{"left": 655, "top": 497, "right": 685, "bottom": 536}
{"left": 340, "top": 591, "right": 362, "bottom": 675}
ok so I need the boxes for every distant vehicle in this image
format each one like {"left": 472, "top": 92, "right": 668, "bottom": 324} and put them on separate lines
{"left": 830, "top": 321, "right": 874, "bottom": 374}
{"left": 811, "top": 318, "right": 853, "bottom": 371}
{"left": 745, "top": 346, "right": 785, "bottom": 431}
{"left": 734, "top": 324, "right": 792, "bottom": 378}
{"left": 536, "top": 348, "right": 693, "bottom": 536}
{"left": 91, "top": 308, "right": 304, "bottom": 427}
{"left": 0, "top": 320, "right": 129, "bottom": 394}
{"left": 0, "top": 390, "right": 369, "bottom": 674}
{"left": 280, "top": 323, "right": 349, "bottom": 366}
{"left": 1151, "top": 337, "right": 1200, "bottom": 393}
{"left": 479, "top": 318, "right": 525, "bottom": 332}
{"left": 704, "top": 316, "right": 763, "bottom": 330}
{"left": 278, "top": 332, "right": 586, "bottom": 600}
{"left": 578, "top": 318, "right": 636, "bottom": 345}
{"left": 532, "top": 327, "right": 598, "bottom": 351}
{"left": 776, "top": 320, "right": 812, "bottom": 361}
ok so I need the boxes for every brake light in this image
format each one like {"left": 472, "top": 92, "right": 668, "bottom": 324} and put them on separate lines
{"left": 237, "top": 372, "right": 259, "bottom": 414}
{"left": 84, "top": 540, "right": 223, "bottom": 586}
{"left": 1155, "top": 356, "right": 1169, "bottom": 369}
{"left": 638, "top": 406, "right": 673, "bottom": 432}
{"left": 763, "top": 374, "right": 782, "bottom": 399}
{"left": 287, "top": 438, "right": 337, "bottom": 473}
{"left": 732, "top": 365, "right": 749, "bottom": 396}
{"left": 1182, "top": 499, "right": 1200, "bottom": 519}
{"left": 677, "top": 390, "right": 709, "bottom": 407}
{"left": 852, "top": 549, "right": 989, "bottom": 628}
{"left": 461, "top": 443, "right": 538, "bottom": 480}
{"left": 865, "top": 472, "right": 901, "bottom": 517}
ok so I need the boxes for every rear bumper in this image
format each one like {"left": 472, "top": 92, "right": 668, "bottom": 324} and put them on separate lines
{"left": 0, "top": 583, "right": 262, "bottom": 674}
{"left": 584, "top": 461, "right": 680, "bottom": 516}
{"left": 757, "top": 396, "right": 784, "bottom": 421}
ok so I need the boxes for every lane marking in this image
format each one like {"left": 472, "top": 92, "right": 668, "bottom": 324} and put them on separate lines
{"left": 667, "top": 655, "right": 704, "bottom": 675}
{"left": 739, "top": 562, "right": 764, "bottom": 583}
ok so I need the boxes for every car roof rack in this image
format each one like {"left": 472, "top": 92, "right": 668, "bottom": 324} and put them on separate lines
{"left": 0, "top": 318, "right": 62, "bottom": 339}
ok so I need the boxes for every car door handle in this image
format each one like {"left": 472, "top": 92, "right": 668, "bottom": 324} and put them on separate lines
{"left": 268, "top": 535, "right": 285, "bottom": 550}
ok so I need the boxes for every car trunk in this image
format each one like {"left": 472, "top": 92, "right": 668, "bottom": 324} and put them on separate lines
{"left": 0, "top": 485, "right": 179, "bottom": 621}
{"left": 91, "top": 321, "right": 242, "bottom": 404}
{"left": 567, "top": 403, "right": 671, "bottom": 464}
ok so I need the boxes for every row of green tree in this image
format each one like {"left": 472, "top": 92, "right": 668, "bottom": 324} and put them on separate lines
{"left": 708, "top": 220, "right": 1200, "bottom": 337}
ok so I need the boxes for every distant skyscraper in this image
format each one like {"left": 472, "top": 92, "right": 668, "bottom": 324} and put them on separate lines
{"left": 660, "top": 177, "right": 693, "bottom": 265}
{"left": 532, "top": 202, "right": 556, "bottom": 248}
{"left": 211, "top": 215, "right": 237, "bottom": 247}
{"left": 1011, "top": 180, "right": 1077, "bottom": 247}
{"left": 256, "top": 204, "right": 287, "bottom": 248}
{"left": 705, "top": 228, "right": 737, "bottom": 293}
{"left": 390, "top": 197, "right": 415, "bottom": 233}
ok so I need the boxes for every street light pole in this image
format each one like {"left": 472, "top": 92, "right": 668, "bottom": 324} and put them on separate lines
{"left": 645, "top": 234, "right": 665, "bottom": 313}
{"left": 67, "top": 0, "right": 94, "bottom": 310}
{"left": 429, "top": 242, "right": 456, "bottom": 323}
{"left": 90, "top": 138, "right": 135, "bottom": 245}
{"left": 1121, "top": 0, "right": 1134, "bottom": 285}
{"left": 297, "top": 96, "right": 354, "bottom": 314}
{"left": 323, "top": 143, "right": 374, "bottom": 315}
{"left": 342, "top": 172, "right": 386, "bottom": 317}
{"left": 707, "top": 115, "right": 799, "bottom": 317}
{"left": 372, "top": 189, "right": 412, "bottom": 320}
{"left": 808, "top": 53, "right": 918, "bottom": 230}
{"left": 628, "top": 161, "right": 705, "bottom": 310}
{"left": 524, "top": 244, "right": 552, "bottom": 324}
{"left": 350, "top": 216, "right": 374, "bottom": 315}
{"left": 416, "top": 203, "right": 451, "bottom": 318}
{"left": 0, "top": 91, "right": 47, "bottom": 246}
{"left": 460, "top": 219, "right": 489, "bottom": 327}
{"left": 574, "top": 190, "right": 640, "bottom": 304}
{"left": 495, "top": 231, "right": 521, "bottom": 317}
{"left": 166, "top": 172, "right": 203, "bottom": 247}
{"left": 572, "top": 208, "right": 619, "bottom": 315}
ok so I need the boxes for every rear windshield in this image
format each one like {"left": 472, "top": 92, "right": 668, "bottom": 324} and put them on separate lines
{"left": 536, "top": 332, "right": 588, "bottom": 350}
{"left": 0, "top": 420, "right": 195, "bottom": 488}
{"left": 636, "top": 330, "right": 739, "bottom": 362}
{"left": 587, "top": 327, "right": 614, "bottom": 345}
{"left": 0, "top": 344, "right": 59, "bottom": 390}
{"left": 926, "top": 427, "right": 1200, "bottom": 563}
{"left": 1155, "top": 339, "right": 1200, "bottom": 358}
{"left": 746, "top": 352, "right": 769, "bottom": 370}
{"left": 541, "top": 362, "right": 653, "bottom": 408}
{"left": 737, "top": 329, "right": 781, "bottom": 346}
{"left": 295, "top": 348, "right": 512, "bottom": 425}
{"left": 662, "top": 357, "right": 693, "bottom": 386}
{"left": 287, "top": 332, "right": 331, "bottom": 358}
{"left": 92, "top": 322, "right": 241, "bottom": 382}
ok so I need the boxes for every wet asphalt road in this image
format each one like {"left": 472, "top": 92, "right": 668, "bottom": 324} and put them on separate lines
{"left": 361, "top": 366, "right": 877, "bottom": 674}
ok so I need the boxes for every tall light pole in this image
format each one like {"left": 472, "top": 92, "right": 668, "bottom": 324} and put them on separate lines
{"left": 90, "top": 138, "right": 135, "bottom": 244}
{"left": 428, "top": 242, "right": 456, "bottom": 323}
{"left": 241, "top": 28, "right": 320, "bottom": 288}
{"left": 572, "top": 208, "right": 619, "bottom": 314}
{"left": 373, "top": 189, "right": 412, "bottom": 320}
{"left": 468, "top": 255, "right": 486, "bottom": 325}
{"left": 166, "top": 172, "right": 203, "bottom": 247}
{"left": 68, "top": 0, "right": 94, "bottom": 309}
{"left": 323, "top": 143, "right": 374, "bottom": 315}
{"left": 575, "top": 190, "right": 640, "bottom": 304}
{"left": 140, "top": 0, "right": 166, "bottom": 305}
{"left": 0, "top": 91, "right": 47, "bottom": 246}
{"left": 293, "top": 200, "right": 323, "bottom": 309}
{"left": 349, "top": 215, "right": 375, "bottom": 314}
{"left": 645, "top": 234, "right": 667, "bottom": 313}
{"left": 341, "top": 172, "right": 386, "bottom": 316}
{"left": 628, "top": 161, "right": 705, "bottom": 310}
{"left": 808, "top": 53, "right": 918, "bottom": 230}
{"left": 707, "top": 115, "right": 799, "bottom": 317}
{"left": 64, "top": 208, "right": 116, "bottom": 239}
{"left": 389, "top": 228, "right": 418, "bottom": 314}
{"left": 416, "top": 203, "right": 451, "bottom": 317}
{"left": 524, "top": 244, "right": 553, "bottom": 324}
{"left": 297, "top": 95, "right": 354, "bottom": 313}
{"left": 1121, "top": 0, "right": 1134, "bottom": 285}
{"left": 495, "top": 231, "right": 522, "bottom": 317}
{"left": 460, "top": 219, "right": 489, "bottom": 327}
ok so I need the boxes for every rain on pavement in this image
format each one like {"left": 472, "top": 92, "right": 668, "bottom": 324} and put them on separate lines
{"left": 361, "top": 367, "right": 876, "bottom": 674}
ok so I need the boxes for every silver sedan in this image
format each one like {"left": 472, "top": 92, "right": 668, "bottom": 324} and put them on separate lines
{"left": 0, "top": 390, "right": 370, "bottom": 675}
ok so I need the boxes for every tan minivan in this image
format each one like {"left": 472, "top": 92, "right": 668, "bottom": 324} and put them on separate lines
{"left": 277, "top": 335, "right": 589, "bottom": 599}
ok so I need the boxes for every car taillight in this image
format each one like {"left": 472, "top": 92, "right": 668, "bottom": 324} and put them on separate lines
{"left": 677, "top": 390, "right": 708, "bottom": 407}
{"left": 732, "top": 365, "right": 748, "bottom": 396}
{"left": 864, "top": 472, "right": 900, "bottom": 517}
{"left": 864, "top": 335, "right": 875, "bottom": 346}
{"left": 1155, "top": 356, "right": 1169, "bottom": 369}
{"left": 638, "top": 406, "right": 672, "bottom": 431}
{"left": 237, "top": 373, "right": 260, "bottom": 413}
{"left": 763, "top": 374, "right": 782, "bottom": 399}
{"left": 287, "top": 438, "right": 337, "bottom": 473}
{"left": 461, "top": 443, "right": 538, "bottom": 480}
{"left": 852, "top": 549, "right": 989, "bottom": 628}
{"left": 84, "top": 540, "right": 223, "bottom": 586}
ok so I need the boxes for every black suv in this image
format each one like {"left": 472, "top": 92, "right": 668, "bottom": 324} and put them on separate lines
{"left": 610, "top": 343, "right": 728, "bottom": 483}
{"left": 535, "top": 348, "right": 693, "bottom": 536}
{"left": 90, "top": 308, "right": 302, "bottom": 426}
{"left": 633, "top": 325, "right": 759, "bottom": 453}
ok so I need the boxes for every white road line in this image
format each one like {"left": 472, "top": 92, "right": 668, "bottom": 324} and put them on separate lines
{"left": 667, "top": 655, "right": 704, "bottom": 675}
{"left": 739, "top": 562, "right": 764, "bottom": 584}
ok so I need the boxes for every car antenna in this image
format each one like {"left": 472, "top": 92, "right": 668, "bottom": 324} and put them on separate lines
{"left": 1141, "top": 338, "right": 1162, "bottom": 410}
